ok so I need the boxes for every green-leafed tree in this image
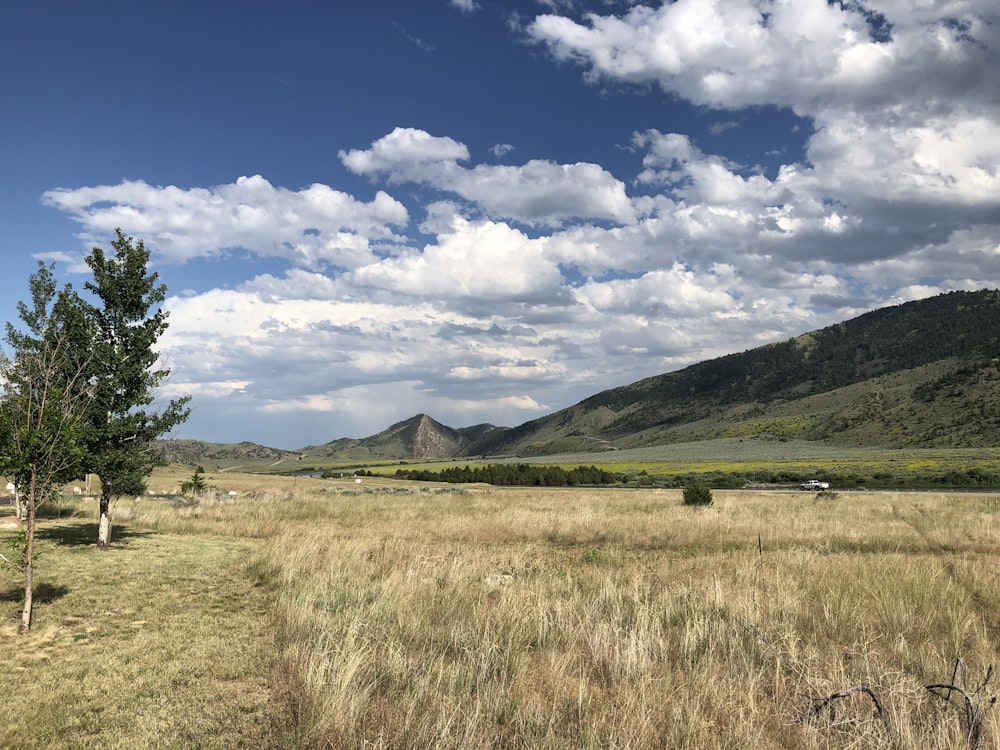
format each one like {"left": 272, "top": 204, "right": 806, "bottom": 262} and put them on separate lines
{"left": 0, "top": 263, "right": 94, "bottom": 632}
{"left": 80, "top": 229, "right": 191, "bottom": 547}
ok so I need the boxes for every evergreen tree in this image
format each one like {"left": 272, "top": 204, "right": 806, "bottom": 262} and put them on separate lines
{"left": 180, "top": 466, "right": 208, "bottom": 495}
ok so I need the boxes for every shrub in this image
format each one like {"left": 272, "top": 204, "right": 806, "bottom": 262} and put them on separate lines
{"left": 682, "top": 483, "right": 713, "bottom": 506}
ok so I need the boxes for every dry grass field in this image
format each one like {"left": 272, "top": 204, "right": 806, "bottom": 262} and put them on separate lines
{"left": 1, "top": 475, "right": 998, "bottom": 748}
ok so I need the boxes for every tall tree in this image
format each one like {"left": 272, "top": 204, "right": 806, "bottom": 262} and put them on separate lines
{"left": 81, "top": 229, "right": 190, "bottom": 548}
{"left": 0, "top": 263, "right": 94, "bottom": 633}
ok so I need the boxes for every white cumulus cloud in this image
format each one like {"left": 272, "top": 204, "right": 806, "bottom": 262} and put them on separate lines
{"left": 341, "top": 127, "right": 635, "bottom": 227}
{"left": 43, "top": 176, "right": 410, "bottom": 269}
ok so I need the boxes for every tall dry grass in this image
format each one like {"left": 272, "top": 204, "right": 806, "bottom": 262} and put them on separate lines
{"left": 230, "top": 487, "right": 999, "bottom": 749}
{"left": 9, "top": 482, "right": 996, "bottom": 748}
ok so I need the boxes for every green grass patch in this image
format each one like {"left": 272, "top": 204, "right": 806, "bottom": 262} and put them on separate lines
{"left": 0, "top": 518, "right": 278, "bottom": 749}
{"left": 360, "top": 443, "right": 1000, "bottom": 489}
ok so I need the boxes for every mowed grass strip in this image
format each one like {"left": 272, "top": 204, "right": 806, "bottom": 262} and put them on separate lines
{"left": 0, "top": 515, "right": 277, "bottom": 749}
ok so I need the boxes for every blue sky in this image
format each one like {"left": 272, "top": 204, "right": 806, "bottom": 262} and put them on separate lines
{"left": 3, "top": 0, "right": 998, "bottom": 449}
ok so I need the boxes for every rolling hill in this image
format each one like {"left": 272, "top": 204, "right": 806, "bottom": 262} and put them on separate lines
{"left": 153, "top": 439, "right": 299, "bottom": 465}
{"left": 158, "top": 289, "right": 1000, "bottom": 464}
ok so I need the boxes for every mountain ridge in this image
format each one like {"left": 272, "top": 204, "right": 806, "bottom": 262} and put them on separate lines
{"left": 156, "top": 289, "right": 1000, "bottom": 463}
{"left": 299, "top": 414, "right": 504, "bottom": 460}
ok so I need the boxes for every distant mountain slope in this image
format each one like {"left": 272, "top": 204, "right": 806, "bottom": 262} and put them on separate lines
{"left": 470, "top": 289, "right": 1000, "bottom": 455}
{"left": 303, "top": 414, "right": 508, "bottom": 460}
{"left": 153, "top": 439, "right": 298, "bottom": 465}
{"left": 157, "top": 417, "right": 509, "bottom": 466}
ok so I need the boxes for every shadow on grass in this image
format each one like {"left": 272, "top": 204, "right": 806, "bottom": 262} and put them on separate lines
{"left": 35, "top": 522, "right": 154, "bottom": 548}
{"left": 0, "top": 581, "right": 71, "bottom": 605}
{"left": 37, "top": 503, "right": 92, "bottom": 521}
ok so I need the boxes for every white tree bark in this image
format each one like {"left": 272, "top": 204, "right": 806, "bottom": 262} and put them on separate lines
{"left": 97, "top": 511, "right": 112, "bottom": 548}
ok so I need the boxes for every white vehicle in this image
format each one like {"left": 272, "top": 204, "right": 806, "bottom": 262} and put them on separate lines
{"left": 800, "top": 479, "right": 830, "bottom": 490}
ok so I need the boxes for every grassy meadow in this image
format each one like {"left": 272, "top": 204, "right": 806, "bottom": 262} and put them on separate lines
{"left": 1, "top": 473, "right": 998, "bottom": 748}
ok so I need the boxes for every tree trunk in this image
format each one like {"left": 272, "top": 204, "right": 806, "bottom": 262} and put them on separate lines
{"left": 97, "top": 488, "right": 112, "bottom": 548}
{"left": 20, "top": 475, "right": 38, "bottom": 634}
{"left": 20, "top": 555, "right": 33, "bottom": 634}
